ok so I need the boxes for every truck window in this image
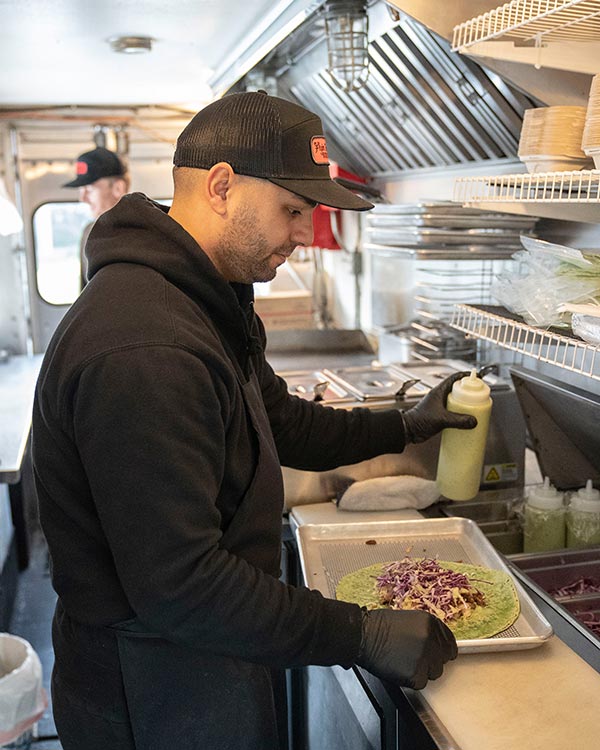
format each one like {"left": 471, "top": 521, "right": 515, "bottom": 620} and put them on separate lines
{"left": 32, "top": 201, "right": 91, "bottom": 305}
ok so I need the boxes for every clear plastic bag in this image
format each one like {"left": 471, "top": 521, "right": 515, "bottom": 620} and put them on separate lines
{"left": 491, "top": 238, "right": 600, "bottom": 326}
{"left": 572, "top": 313, "right": 600, "bottom": 346}
{"left": 0, "top": 635, "right": 47, "bottom": 748}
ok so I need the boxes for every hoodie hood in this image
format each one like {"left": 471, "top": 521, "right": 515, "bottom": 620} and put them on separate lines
{"left": 86, "top": 192, "right": 255, "bottom": 348}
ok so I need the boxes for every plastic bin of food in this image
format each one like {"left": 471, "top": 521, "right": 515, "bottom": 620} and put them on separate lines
{"left": 561, "top": 597, "right": 600, "bottom": 639}
{"left": 510, "top": 547, "right": 600, "bottom": 573}
{"left": 510, "top": 547, "right": 600, "bottom": 643}
{"left": 513, "top": 559, "right": 600, "bottom": 596}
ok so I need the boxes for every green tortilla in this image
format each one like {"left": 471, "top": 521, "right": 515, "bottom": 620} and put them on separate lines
{"left": 336, "top": 559, "right": 520, "bottom": 640}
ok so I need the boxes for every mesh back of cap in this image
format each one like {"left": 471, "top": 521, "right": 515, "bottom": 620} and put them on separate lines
{"left": 173, "top": 93, "right": 283, "bottom": 177}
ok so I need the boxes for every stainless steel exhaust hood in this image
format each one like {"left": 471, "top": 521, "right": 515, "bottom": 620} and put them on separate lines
{"left": 238, "top": 1, "right": 592, "bottom": 178}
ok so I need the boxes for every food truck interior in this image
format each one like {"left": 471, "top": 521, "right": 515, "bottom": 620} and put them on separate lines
{"left": 1, "top": 1, "right": 599, "bottom": 748}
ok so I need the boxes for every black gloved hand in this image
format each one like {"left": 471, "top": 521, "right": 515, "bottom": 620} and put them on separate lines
{"left": 356, "top": 608, "right": 458, "bottom": 689}
{"left": 401, "top": 370, "right": 477, "bottom": 444}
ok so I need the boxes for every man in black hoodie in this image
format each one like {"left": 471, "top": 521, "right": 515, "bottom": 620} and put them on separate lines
{"left": 32, "top": 92, "right": 475, "bottom": 750}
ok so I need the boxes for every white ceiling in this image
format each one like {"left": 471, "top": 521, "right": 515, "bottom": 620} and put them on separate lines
{"left": 0, "top": 0, "right": 320, "bottom": 107}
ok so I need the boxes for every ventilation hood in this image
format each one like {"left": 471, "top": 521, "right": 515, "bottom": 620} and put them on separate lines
{"left": 236, "top": 1, "right": 594, "bottom": 179}
{"left": 386, "top": 0, "right": 594, "bottom": 106}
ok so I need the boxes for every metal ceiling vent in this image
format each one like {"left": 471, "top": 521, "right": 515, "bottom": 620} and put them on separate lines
{"left": 109, "top": 36, "right": 154, "bottom": 54}
{"left": 324, "top": 0, "right": 370, "bottom": 92}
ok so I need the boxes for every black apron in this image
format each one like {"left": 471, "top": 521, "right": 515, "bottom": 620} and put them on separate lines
{"left": 52, "top": 373, "right": 288, "bottom": 750}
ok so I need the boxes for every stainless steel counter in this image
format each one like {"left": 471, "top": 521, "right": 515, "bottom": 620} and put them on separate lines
{"left": 0, "top": 354, "right": 43, "bottom": 483}
{"left": 290, "top": 503, "right": 600, "bottom": 750}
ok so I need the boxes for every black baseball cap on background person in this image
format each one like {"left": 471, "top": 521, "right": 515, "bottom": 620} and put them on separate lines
{"left": 63, "top": 147, "right": 126, "bottom": 188}
{"left": 173, "top": 91, "right": 373, "bottom": 211}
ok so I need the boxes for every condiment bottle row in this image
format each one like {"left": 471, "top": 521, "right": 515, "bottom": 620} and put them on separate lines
{"left": 523, "top": 477, "right": 600, "bottom": 553}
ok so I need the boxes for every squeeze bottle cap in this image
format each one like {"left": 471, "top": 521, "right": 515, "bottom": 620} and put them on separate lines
{"left": 570, "top": 479, "right": 600, "bottom": 512}
{"left": 527, "top": 477, "right": 564, "bottom": 510}
{"left": 451, "top": 369, "right": 491, "bottom": 406}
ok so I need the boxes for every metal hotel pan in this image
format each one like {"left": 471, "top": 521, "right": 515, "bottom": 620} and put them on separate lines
{"left": 295, "top": 517, "right": 552, "bottom": 653}
{"left": 281, "top": 369, "right": 355, "bottom": 404}
{"left": 562, "top": 596, "right": 600, "bottom": 642}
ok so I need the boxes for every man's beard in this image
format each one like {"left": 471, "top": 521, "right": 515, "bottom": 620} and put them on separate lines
{"left": 213, "top": 203, "right": 295, "bottom": 283}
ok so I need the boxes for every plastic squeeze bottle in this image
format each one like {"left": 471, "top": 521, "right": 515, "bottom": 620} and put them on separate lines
{"left": 566, "top": 479, "right": 600, "bottom": 549}
{"left": 523, "top": 477, "right": 565, "bottom": 553}
{"left": 436, "top": 369, "right": 492, "bottom": 501}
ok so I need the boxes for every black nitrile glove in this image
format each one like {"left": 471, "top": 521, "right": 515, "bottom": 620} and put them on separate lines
{"left": 356, "top": 609, "right": 458, "bottom": 689}
{"left": 402, "top": 370, "right": 477, "bottom": 444}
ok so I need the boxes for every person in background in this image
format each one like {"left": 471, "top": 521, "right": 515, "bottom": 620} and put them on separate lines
{"left": 63, "top": 146, "right": 130, "bottom": 287}
{"left": 34, "top": 91, "right": 476, "bottom": 750}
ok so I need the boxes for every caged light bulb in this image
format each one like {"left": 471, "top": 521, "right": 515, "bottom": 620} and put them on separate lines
{"left": 324, "top": 0, "right": 370, "bottom": 92}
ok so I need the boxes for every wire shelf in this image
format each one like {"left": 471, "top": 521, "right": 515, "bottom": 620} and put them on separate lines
{"left": 452, "top": 0, "right": 600, "bottom": 49}
{"left": 454, "top": 170, "right": 600, "bottom": 203}
{"left": 450, "top": 304, "right": 600, "bottom": 380}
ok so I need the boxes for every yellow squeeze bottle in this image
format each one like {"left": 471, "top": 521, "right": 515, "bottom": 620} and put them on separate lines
{"left": 436, "top": 369, "right": 492, "bottom": 501}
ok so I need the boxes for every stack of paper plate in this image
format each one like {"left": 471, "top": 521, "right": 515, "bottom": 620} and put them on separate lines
{"left": 583, "top": 74, "right": 600, "bottom": 169}
{"left": 518, "top": 106, "right": 592, "bottom": 173}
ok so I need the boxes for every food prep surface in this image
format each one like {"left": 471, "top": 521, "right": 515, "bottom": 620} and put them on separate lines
{"left": 292, "top": 503, "right": 600, "bottom": 750}
{"left": 295, "top": 516, "right": 552, "bottom": 653}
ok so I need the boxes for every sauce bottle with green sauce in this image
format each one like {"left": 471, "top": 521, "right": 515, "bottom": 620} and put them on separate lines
{"left": 436, "top": 369, "right": 492, "bottom": 501}
{"left": 523, "top": 477, "right": 565, "bottom": 553}
{"left": 566, "top": 479, "right": 600, "bottom": 549}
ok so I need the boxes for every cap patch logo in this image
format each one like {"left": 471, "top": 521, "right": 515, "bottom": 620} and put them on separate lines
{"left": 310, "top": 136, "right": 329, "bottom": 165}
{"left": 76, "top": 161, "right": 88, "bottom": 175}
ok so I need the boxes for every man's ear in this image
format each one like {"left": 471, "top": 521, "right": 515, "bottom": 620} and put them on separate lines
{"left": 113, "top": 178, "right": 128, "bottom": 200}
{"left": 206, "top": 162, "right": 234, "bottom": 215}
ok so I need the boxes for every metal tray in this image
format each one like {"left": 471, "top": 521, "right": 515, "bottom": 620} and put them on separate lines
{"left": 366, "top": 214, "right": 537, "bottom": 229}
{"left": 295, "top": 517, "right": 552, "bottom": 653}
{"left": 364, "top": 242, "right": 518, "bottom": 260}
{"left": 369, "top": 203, "right": 535, "bottom": 223}
{"left": 365, "top": 226, "right": 524, "bottom": 246}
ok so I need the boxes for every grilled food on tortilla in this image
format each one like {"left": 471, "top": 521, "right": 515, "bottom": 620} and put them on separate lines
{"left": 336, "top": 557, "right": 520, "bottom": 640}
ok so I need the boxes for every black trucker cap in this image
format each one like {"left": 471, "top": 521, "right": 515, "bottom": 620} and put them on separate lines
{"left": 63, "top": 147, "right": 126, "bottom": 188}
{"left": 173, "top": 91, "right": 373, "bottom": 211}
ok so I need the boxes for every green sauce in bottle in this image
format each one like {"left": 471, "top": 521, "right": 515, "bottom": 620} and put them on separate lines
{"left": 523, "top": 477, "right": 565, "bottom": 553}
{"left": 566, "top": 480, "right": 600, "bottom": 549}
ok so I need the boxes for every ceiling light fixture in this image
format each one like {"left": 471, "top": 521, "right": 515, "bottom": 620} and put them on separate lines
{"left": 324, "top": 0, "right": 370, "bottom": 92}
{"left": 109, "top": 36, "right": 154, "bottom": 54}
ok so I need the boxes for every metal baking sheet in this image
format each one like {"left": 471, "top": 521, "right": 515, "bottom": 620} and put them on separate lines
{"left": 366, "top": 214, "right": 537, "bottom": 229}
{"left": 369, "top": 202, "right": 536, "bottom": 220}
{"left": 364, "top": 242, "right": 518, "bottom": 260}
{"left": 365, "top": 226, "right": 525, "bottom": 246}
{"left": 370, "top": 202, "right": 473, "bottom": 215}
{"left": 295, "top": 517, "right": 553, "bottom": 653}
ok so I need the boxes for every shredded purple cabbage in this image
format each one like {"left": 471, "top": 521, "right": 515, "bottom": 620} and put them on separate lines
{"left": 549, "top": 577, "right": 600, "bottom": 598}
{"left": 575, "top": 610, "right": 600, "bottom": 636}
{"left": 375, "top": 557, "right": 486, "bottom": 624}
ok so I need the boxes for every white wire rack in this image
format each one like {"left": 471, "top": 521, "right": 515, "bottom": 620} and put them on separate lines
{"left": 452, "top": 0, "right": 600, "bottom": 49}
{"left": 453, "top": 170, "right": 600, "bottom": 221}
{"left": 455, "top": 170, "right": 600, "bottom": 203}
{"left": 450, "top": 304, "right": 600, "bottom": 380}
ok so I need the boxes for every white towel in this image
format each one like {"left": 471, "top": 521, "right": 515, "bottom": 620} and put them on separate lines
{"left": 336, "top": 475, "right": 440, "bottom": 512}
